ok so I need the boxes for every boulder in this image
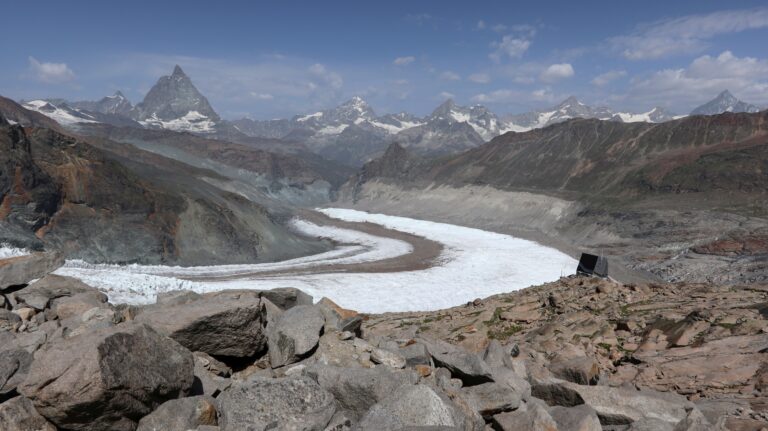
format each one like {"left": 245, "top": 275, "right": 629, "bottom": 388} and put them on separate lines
{"left": 549, "top": 356, "right": 600, "bottom": 385}
{"left": 356, "top": 384, "right": 482, "bottom": 430}
{"left": 549, "top": 405, "right": 602, "bottom": 431}
{"left": 268, "top": 305, "right": 325, "bottom": 368}
{"left": 259, "top": 287, "right": 313, "bottom": 310}
{"left": 0, "top": 309, "right": 21, "bottom": 331}
{"left": 492, "top": 401, "right": 558, "bottom": 431}
{"left": 459, "top": 381, "right": 522, "bottom": 418}
{"left": 217, "top": 376, "right": 336, "bottom": 431}
{"left": 420, "top": 338, "right": 493, "bottom": 385}
{"left": 316, "top": 297, "right": 362, "bottom": 334}
{"left": 400, "top": 341, "right": 432, "bottom": 367}
{"left": 136, "top": 292, "right": 267, "bottom": 358}
{"left": 137, "top": 395, "right": 217, "bottom": 431}
{"left": 0, "top": 396, "right": 56, "bottom": 431}
{"left": 19, "top": 322, "right": 194, "bottom": 431}
{"left": 0, "top": 348, "right": 32, "bottom": 401}
{"left": 533, "top": 378, "right": 692, "bottom": 425}
{"left": 53, "top": 290, "right": 109, "bottom": 321}
{"left": 191, "top": 352, "right": 231, "bottom": 397}
{"left": 0, "top": 252, "right": 63, "bottom": 290}
{"left": 155, "top": 289, "right": 202, "bottom": 306}
{"left": 306, "top": 364, "right": 418, "bottom": 420}
{"left": 370, "top": 347, "right": 406, "bottom": 368}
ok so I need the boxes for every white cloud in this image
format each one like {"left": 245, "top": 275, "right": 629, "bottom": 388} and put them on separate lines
{"left": 308, "top": 63, "right": 343, "bottom": 90}
{"left": 468, "top": 73, "right": 491, "bottom": 84}
{"left": 438, "top": 91, "right": 455, "bottom": 100}
{"left": 628, "top": 51, "right": 768, "bottom": 108}
{"left": 611, "top": 8, "right": 768, "bottom": 60}
{"left": 477, "top": 20, "right": 486, "bottom": 30}
{"left": 439, "top": 71, "right": 461, "bottom": 81}
{"left": 591, "top": 70, "right": 627, "bottom": 86}
{"left": 489, "top": 35, "right": 531, "bottom": 62}
{"left": 540, "top": 63, "right": 574, "bottom": 83}
{"left": 393, "top": 56, "right": 416, "bottom": 66}
{"left": 491, "top": 24, "right": 508, "bottom": 33}
{"left": 471, "top": 89, "right": 516, "bottom": 103}
{"left": 250, "top": 92, "right": 274, "bottom": 100}
{"left": 28, "top": 57, "right": 75, "bottom": 84}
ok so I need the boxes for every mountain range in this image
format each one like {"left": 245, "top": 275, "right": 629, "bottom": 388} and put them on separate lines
{"left": 18, "top": 65, "right": 765, "bottom": 167}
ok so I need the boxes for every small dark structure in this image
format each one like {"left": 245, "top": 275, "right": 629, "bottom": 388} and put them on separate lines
{"left": 576, "top": 253, "right": 609, "bottom": 277}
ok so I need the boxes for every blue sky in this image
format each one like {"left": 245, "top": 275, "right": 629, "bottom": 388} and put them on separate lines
{"left": 2, "top": 1, "right": 768, "bottom": 119}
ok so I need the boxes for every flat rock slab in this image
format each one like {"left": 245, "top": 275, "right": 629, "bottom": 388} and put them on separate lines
{"left": 217, "top": 376, "right": 336, "bottom": 431}
{"left": 136, "top": 293, "right": 267, "bottom": 358}
{"left": 420, "top": 337, "right": 493, "bottom": 385}
{"left": 0, "top": 252, "right": 63, "bottom": 290}
{"left": 19, "top": 322, "right": 194, "bottom": 431}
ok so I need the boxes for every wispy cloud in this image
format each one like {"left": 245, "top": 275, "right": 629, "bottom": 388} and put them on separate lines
{"left": 393, "top": 56, "right": 416, "bottom": 66}
{"left": 611, "top": 8, "right": 768, "bottom": 60}
{"left": 540, "top": 63, "right": 574, "bottom": 83}
{"left": 468, "top": 73, "right": 491, "bottom": 84}
{"left": 489, "top": 35, "right": 531, "bottom": 62}
{"left": 591, "top": 70, "right": 627, "bottom": 87}
{"left": 627, "top": 51, "right": 768, "bottom": 108}
{"left": 439, "top": 71, "right": 461, "bottom": 81}
{"left": 28, "top": 57, "right": 75, "bottom": 84}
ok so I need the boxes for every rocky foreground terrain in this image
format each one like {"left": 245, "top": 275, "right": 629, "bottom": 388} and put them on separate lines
{"left": 1, "top": 253, "right": 766, "bottom": 430}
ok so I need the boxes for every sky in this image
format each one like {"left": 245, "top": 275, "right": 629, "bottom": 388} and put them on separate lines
{"left": 2, "top": 0, "right": 768, "bottom": 119}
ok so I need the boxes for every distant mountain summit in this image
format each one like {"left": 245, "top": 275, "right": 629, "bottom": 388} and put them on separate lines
{"left": 690, "top": 90, "right": 760, "bottom": 116}
{"left": 71, "top": 91, "right": 134, "bottom": 116}
{"left": 132, "top": 65, "right": 221, "bottom": 133}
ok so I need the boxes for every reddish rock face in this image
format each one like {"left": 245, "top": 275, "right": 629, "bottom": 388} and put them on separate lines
{"left": 693, "top": 232, "right": 768, "bottom": 256}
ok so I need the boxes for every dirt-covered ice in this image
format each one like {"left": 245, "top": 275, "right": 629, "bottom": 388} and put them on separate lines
{"left": 56, "top": 208, "right": 577, "bottom": 312}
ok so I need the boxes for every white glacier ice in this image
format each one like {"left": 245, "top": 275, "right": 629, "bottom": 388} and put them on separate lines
{"left": 56, "top": 209, "right": 577, "bottom": 313}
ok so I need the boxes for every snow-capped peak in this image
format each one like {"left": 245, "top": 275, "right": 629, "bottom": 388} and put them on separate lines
{"left": 690, "top": 90, "right": 760, "bottom": 116}
{"left": 22, "top": 100, "right": 99, "bottom": 126}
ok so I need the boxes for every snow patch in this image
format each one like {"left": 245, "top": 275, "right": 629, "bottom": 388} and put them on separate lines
{"left": 140, "top": 111, "right": 216, "bottom": 133}
{"left": 316, "top": 124, "right": 349, "bottom": 135}
{"left": 0, "top": 244, "right": 30, "bottom": 259}
{"left": 22, "top": 100, "right": 99, "bottom": 126}
{"left": 57, "top": 209, "right": 576, "bottom": 313}
{"left": 297, "top": 112, "right": 323, "bottom": 122}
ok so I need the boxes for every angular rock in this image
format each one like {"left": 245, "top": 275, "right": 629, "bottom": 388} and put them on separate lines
{"left": 421, "top": 338, "right": 493, "bottom": 385}
{"left": 268, "top": 305, "right": 325, "bottom": 367}
{"left": 0, "top": 348, "right": 32, "bottom": 401}
{"left": 549, "top": 356, "right": 600, "bottom": 385}
{"left": 370, "top": 347, "right": 406, "bottom": 368}
{"left": 459, "top": 381, "right": 522, "bottom": 418}
{"left": 400, "top": 341, "right": 432, "bottom": 367}
{"left": 306, "top": 364, "right": 417, "bottom": 420}
{"left": 316, "top": 297, "right": 362, "bottom": 335}
{"left": 191, "top": 352, "right": 231, "bottom": 397}
{"left": 0, "top": 252, "right": 63, "bottom": 290}
{"left": 549, "top": 405, "right": 602, "bottom": 431}
{"left": 136, "top": 293, "right": 267, "bottom": 357}
{"left": 356, "top": 384, "right": 482, "bottom": 430}
{"left": 19, "top": 322, "right": 194, "bottom": 431}
{"left": 0, "top": 309, "right": 20, "bottom": 331}
{"left": 259, "top": 287, "right": 313, "bottom": 310}
{"left": 0, "top": 396, "right": 56, "bottom": 431}
{"left": 137, "top": 395, "right": 217, "bottom": 431}
{"left": 533, "top": 378, "right": 692, "bottom": 425}
{"left": 217, "top": 376, "right": 336, "bottom": 431}
{"left": 53, "top": 290, "right": 109, "bottom": 321}
{"left": 155, "top": 289, "right": 202, "bottom": 306}
{"left": 492, "top": 402, "right": 557, "bottom": 431}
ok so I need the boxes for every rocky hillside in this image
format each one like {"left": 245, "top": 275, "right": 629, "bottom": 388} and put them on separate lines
{"left": 0, "top": 119, "right": 329, "bottom": 265}
{"left": 338, "top": 112, "right": 768, "bottom": 285}
{"left": 1, "top": 256, "right": 765, "bottom": 430}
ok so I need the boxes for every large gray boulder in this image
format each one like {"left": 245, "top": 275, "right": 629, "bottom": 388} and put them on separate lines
{"left": 0, "top": 252, "right": 63, "bottom": 290}
{"left": 459, "top": 382, "right": 522, "bottom": 419}
{"left": 491, "top": 402, "right": 558, "bottom": 431}
{"left": 0, "top": 396, "right": 56, "bottom": 431}
{"left": 533, "top": 378, "right": 693, "bottom": 425}
{"left": 268, "top": 305, "right": 325, "bottom": 368}
{"left": 356, "top": 384, "right": 483, "bottom": 431}
{"left": 217, "top": 376, "right": 336, "bottom": 431}
{"left": 420, "top": 338, "right": 493, "bottom": 385}
{"left": 0, "top": 348, "right": 32, "bottom": 400}
{"left": 549, "top": 405, "right": 602, "bottom": 431}
{"left": 137, "top": 395, "right": 218, "bottom": 431}
{"left": 19, "top": 322, "right": 194, "bottom": 431}
{"left": 306, "top": 364, "right": 418, "bottom": 420}
{"left": 136, "top": 292, "right": 267, "bottom": 358}
{"left": 191, "top": 352, "right": 232, "bottom": 397}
